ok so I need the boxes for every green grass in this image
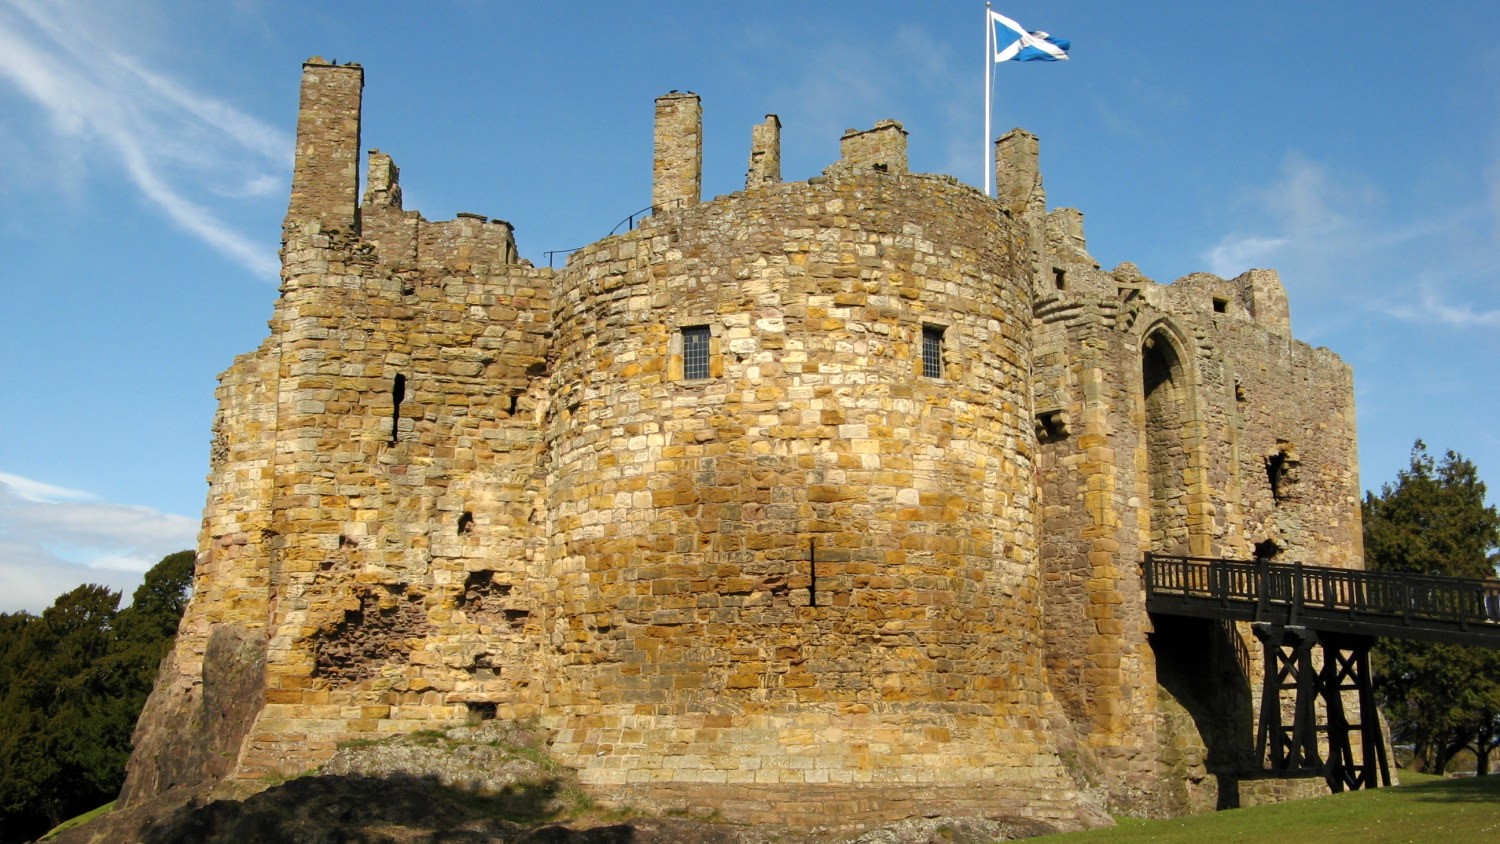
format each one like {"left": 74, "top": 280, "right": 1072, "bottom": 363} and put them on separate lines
{"left": 39, "top": 801, "right": 114, "bottom": 840}
{"left": 1036, "top": 774, "right": 1500, "bottom": 843}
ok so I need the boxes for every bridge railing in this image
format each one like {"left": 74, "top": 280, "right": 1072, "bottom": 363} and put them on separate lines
{"left": 1144, "top": 553, "right": 1500, "bottom": 634}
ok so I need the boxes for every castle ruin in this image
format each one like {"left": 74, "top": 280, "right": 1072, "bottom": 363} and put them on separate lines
{"left": 121, "top": 58, "right": 1363, "bottom": 829}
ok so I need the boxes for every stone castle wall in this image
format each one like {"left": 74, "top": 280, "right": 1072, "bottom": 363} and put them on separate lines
{"left": 543, "top": 172, "right": 1081, "bottom": 815}
{"left": 122, "top": 57, "right": 1362, "bottom": 828}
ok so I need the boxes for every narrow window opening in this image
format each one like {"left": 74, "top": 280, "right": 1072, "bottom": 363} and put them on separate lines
{"left": 389, "top": 374, "right": 407, "bottom": 446}
{"left": 1212, "top": 297, "right": 1228, "bottom": 314}
{"left": 1053, "top": 267, "right": 1067, "bottom": 290}
{"left": 457, "top": 511, "right": 474, "bottom": 536}
{"left": 682, "top": 325, "right": 711, "bottom": 380}
{"left": 921, "top": 325, "right": 944, "bottom": 379}
{"left": 507, "top": 392, "right": 520, "bottom": 416}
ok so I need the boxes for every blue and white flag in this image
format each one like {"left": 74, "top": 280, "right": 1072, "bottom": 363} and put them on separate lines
{"left": 990, "top": 10, "right": 1070, "bottom": 62}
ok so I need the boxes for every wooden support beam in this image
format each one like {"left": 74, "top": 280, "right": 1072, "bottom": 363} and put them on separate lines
{"left": 1252, "top": 625, "right": 1389, "bottom": 791}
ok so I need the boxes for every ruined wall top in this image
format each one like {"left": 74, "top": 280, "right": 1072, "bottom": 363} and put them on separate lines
{"left": 286, "top": 57, "right": 364, "bottom": 235}
{"left": 745, "top": 114, "right": 782, "bottom": 189}
{"left": 826, "top": 119, "right": 908, "bottom": 177}
{"left": 995, "top": 128, "right": 1043, "bottom": 220}
{"left": 653, "top": 91, "right": 702, "bottom": 210}
{"left": 363, "top": 149, "right": 402, "bottom": 210}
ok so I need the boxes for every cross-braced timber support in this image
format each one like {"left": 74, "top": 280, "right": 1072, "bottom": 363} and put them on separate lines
{"left": 1251, "top": 624, "right": 1390, "bottom": 792}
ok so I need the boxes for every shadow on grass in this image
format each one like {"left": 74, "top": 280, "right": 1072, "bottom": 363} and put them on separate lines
{"left": 1399, "top": 773, "right": 1500, "bottom": 804}
{"left": 139, "top": 773, "right": 631, "bottom": 844}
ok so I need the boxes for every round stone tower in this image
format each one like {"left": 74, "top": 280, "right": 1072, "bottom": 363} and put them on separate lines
{"left": 543, "top": 171, "right": 1084, "bottom": 822}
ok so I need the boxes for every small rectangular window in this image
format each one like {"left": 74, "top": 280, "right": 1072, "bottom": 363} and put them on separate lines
{"left": 1053, "top": 267, "right": 1067, "bottom": 290}
{"left": 682, "top": 325, "right": 711, "bottom": 380}
{"left": 921, "top": 325, "right": 944, "bottom": 379}
{"left": 1212, "top": 297, "right": 1228, "bottom": 314}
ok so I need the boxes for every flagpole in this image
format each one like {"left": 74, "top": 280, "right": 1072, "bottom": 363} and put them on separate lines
{"left": 984, "top": 2, "right": 992, "bottom": 197}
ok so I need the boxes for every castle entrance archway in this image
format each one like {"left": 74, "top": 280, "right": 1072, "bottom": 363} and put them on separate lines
{"left": 1142, "top": 330, "right": 1190, "bottom": 555}
{"left": 1141, "top": 327, "right": 1254, "bottom": 811}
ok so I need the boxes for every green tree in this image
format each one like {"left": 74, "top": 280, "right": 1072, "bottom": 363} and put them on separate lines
{"left": 85, "top": 550, "right": 196, "bottom": 798}
{"left": 0, "top": 551, "right": 194, "bottom": 843}
{"left": 1364, "top": 441, "right": 1500, "bottom": 774}
{"left": 0, "top": 583, "right": 121, "bottom": 839}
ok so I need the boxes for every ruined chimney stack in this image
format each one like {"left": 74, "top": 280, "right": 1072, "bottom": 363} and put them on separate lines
{"left": 1237, "top": 268, "right": 1292, "bottom": 336}
{"left": 995, "top": 129, "right": 1044, "bottom": 220}
{"left": 362, "top": 149, "right": 402, "bottom": 210}
{"left": 286, "top": 58, "right": 364, "bottom": 234}
{"left": 653, "top": 91, "right": 702, "bottom": 211}
{"left": 832, "top": 120, "right": 908, "bottom": 176}
{"left": 746, "top": 114, "right": 782, "bottom": 189}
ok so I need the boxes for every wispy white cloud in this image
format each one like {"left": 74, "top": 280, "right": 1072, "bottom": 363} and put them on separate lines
{"left": 1205, "top": 235, "right": 1288, "bottom": 278}
{"left": 1380, "top": 282, "right": 1500, "bottom": 329}
{"left": 0, "top": 471, "right": 197, "bottom": 613}
{"left": 769, "top": 23, "right": 973, "bottom": 181}
{"left": 0, "top": 538, "right": 147, "bottom": 615}
{"left": 0, "top": 471, "right": 93, "bottom": 503}
{"left": 1205, "top": 154, "right": 1499, "bottom": 312}
{"left": 1205, "top": 153, "right": 1373, "bottom": 278}
{"left": 776, "top": 42, "right": 903, "bottom": 142}
{"left": 0, "top": 0, "right": 288, "bottom": 278}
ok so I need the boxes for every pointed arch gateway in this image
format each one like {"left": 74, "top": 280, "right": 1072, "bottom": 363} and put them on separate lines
{"left": 1146, "top": 326, "right": 1194, "bottom": 557}
{"left": 1141, "top": 324, "right": 1255, "bottom": 810}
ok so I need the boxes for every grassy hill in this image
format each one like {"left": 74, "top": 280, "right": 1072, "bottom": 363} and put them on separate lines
{"left": 1038, "top": 772, "right": 1499, "bottom": 843}
{"left": 43, "top": 765, "right": 1499, "bottom": 843}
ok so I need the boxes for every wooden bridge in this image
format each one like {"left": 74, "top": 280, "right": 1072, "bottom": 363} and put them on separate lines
{"left": 1142, "top": 553, "right": 1500, "bottom": 793}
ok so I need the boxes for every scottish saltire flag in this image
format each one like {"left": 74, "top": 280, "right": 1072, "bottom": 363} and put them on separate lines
{"left": 990, "top": 10, "right": 1070, "bottom": 62}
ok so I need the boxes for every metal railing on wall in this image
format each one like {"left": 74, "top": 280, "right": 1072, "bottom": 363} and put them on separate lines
{"left": 542, "top": 199, "right": 685, "bottom": 269}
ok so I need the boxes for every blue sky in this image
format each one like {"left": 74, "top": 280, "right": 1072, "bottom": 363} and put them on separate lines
{"left": 1, "top": 1, "right": 1497, "bottom": 612}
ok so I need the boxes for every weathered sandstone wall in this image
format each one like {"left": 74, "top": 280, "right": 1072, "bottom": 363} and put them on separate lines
{"left": 122, "top": 57, "right": 1362, "bottom": 829}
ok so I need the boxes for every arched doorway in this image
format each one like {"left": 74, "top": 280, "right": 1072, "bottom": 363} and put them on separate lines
{"left": 1142, "top": 330, "right": 1189, "bottom": 555}
{"left": 1140, "top": 326, "right": 1254, "bottom": 811}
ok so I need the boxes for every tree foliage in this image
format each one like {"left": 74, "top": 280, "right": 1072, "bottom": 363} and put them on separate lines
{"left": 0, "top": 551, "right": 194, "bottom": 843}
{"left": 1364, "top": 442, "right": 1500, "bottom": 774}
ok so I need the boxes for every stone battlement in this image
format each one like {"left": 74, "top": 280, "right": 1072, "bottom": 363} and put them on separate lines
{"left": 121, "top": 58, "right": 1362, "bottom": 829}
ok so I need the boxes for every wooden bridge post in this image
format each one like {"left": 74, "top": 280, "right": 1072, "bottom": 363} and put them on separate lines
{"left": 1252, "top": 624, "right": 1323, "bottom": 775}
{"left": 1254, "top": 557, "right": 1270, "bottom": 622}
{"left": 1318, "top": 634, "right": 1390, "bottom": 792}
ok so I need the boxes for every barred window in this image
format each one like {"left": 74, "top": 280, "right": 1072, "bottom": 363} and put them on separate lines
{"left": 682, "top": 325, "right": 711, "bottom": 380}
{"left": 921, "top": 325, "right": 944, "bottom": 379}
